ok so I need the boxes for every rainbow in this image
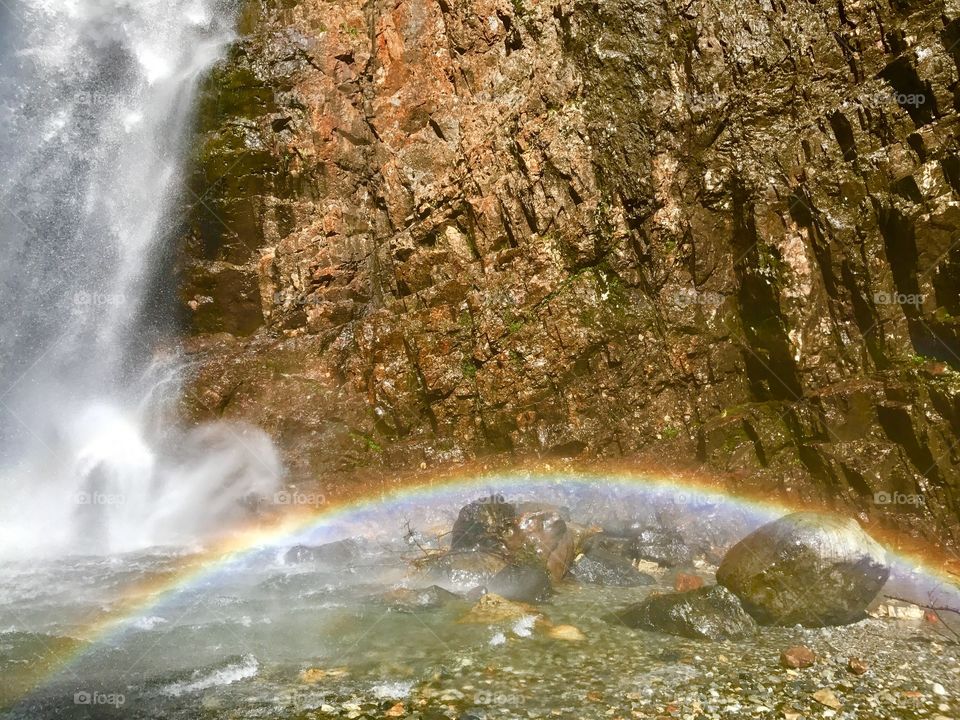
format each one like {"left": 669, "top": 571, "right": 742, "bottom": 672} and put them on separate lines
{"left": 7, "top": 465, "right": 960, "bottom": 707}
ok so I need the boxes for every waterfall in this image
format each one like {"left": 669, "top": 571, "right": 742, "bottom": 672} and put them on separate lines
{"left": 0, "top": 0, "right": 281, "bottom": 556}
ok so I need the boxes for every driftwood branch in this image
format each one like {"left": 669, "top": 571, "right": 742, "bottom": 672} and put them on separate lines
{"left": 884, "top": 593, "right": 960, "bottom": 644}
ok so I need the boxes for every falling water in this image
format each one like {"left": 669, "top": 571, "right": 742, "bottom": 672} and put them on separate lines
{"left": 0, "top": 0, "right": 281, "bottom": 556}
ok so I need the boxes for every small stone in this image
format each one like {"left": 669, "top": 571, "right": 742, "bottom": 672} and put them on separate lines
{"left": 847, "top": 657, "right": 868, "bottom": 676}
{"left": 933, "top": 682, "right": 948, "bottom": 696}
{"left": 547, "top": 624, "right": 586, "bottom": 641}
{"left": 674, "top": 572, "right": 705, "bottom": 592}
{"left": 300, "top": 667, "right": 349, "bottom": 683}
{"left": 385, "top": 702, "right": 406, "bottom": 717}
{"left": 781, "top": 646, "right": 816, "bottom": 669}
{"left": 812, "top": 688, "right": 842, "bottom": 709}
{"left": 459, "top": 593, "right": 543, "bottom": 624}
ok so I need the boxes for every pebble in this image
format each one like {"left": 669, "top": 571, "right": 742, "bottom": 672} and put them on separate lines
{"left": 812, "top": 688, "right": 842, "bottom": 709}
{"left": 847, "top": 657, "right": 869, "bottom": 676}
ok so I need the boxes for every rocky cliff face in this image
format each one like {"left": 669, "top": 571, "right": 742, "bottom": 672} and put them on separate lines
{"left": 179, "top": 0, "right": 960, "bottom": 538}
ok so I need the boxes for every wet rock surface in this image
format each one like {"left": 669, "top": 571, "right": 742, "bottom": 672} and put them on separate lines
{"left": 570, "top": 545, "right": 657, "bottom": 586}
{"left": 717, "top": 511, "right": 891, "bottom": 626}
{"left": 376, "top": 585, "right": 463, "bottom": 612}
{"left": 486, "top": 564, "right": 553, "bottom": 603}
{"left": 610, "top": 585, "right": 758, "bottom": 640}
{"left": 3, "top": 496, "right": 959, "bottom": 720}
{"left": 179, "top": 0, "right": 960, "bottom": 542}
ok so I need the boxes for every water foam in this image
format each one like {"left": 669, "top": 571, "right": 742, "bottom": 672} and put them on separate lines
{"left": 0, "top": 0, "right": 281, "bottom": 556}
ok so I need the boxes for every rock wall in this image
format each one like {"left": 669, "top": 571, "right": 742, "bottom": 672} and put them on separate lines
{"left": 179, "top": 0, "right": 960, "bottom": 538}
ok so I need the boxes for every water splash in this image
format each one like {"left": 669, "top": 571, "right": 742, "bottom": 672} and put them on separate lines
{"left": 0, "top": 0, "right": 281, "bottom": 556}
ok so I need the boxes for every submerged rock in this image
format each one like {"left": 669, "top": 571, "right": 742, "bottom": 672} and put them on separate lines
{"left": 610, "top": 585, "right": 756, "bottom": 640}
{"left": 717, "top": 512, "right": 890, "bottom": 626}
{"left": 458, "top": 593, "right": 542, "bottom": 625}
{"left": 424, "top": 550, "right": 508, "bottom": 586}
{"left": 377, "top": 585, "right": 462, "bottom": 612}
{"left": 570, "top": 546, "right": 655, "bottom": 587}
{"left": 284, "top": 538, "right": 361, "bottom": 566}
{"left": 487, "top": 564, "right": 552, "bottom": 603}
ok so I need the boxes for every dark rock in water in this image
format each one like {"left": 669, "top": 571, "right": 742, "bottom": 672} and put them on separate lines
{"left": 377, "top": 585, "right": 462, "bottom": 612}
{"left": 610, "top": 585, "right": 756, "bottom": 640}
{"left": 284, "top": 538, "right": 361, "bottom": 565}
{"left": 629, "top": 528, "right": 694, "bottom": 568}
{"left": 583, "top": 532, "right": 635, "bottom": 558}
{"left": 570, "top": 546, "right": 655, "bottom": 587}
{"left": 591, "top": 526, "right": 693, "bottom": 567}
{"left": 487, "top": 563, "right": 552, "bottom": 603}
{"left": 716, "top": 511, "right": 890, "bottom": 627}
{"left": 516, "top": 507, "right": 576, "bottom": 581}
{"left": 451, "top": 495, "right": 519, "bottom": 554}
{"left": 425, "top": 550, "right": 508, "bottom": 586}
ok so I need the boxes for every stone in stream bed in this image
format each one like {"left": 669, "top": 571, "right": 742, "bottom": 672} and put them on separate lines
{"left": 450, "top": 495, "right": 520, "bottom": 554}
{"left": 608, "top": 585, "right": 756, "bottom": 640}
{"left": 486, "top": 563, "right": 552, "bottom": 602}
{"left": 780, "top": 645, "right": 816, "bottom": 668}
{"left": 593, "top": 525, "right": 694, "bottom": 568}
{"left": 458, "top": 592, "right": 543, "bottom": 625}
{"left": 283, "top": 538, "right": 362, "bottom": 565}
{"left": 570, "top": 546, "right": 656, "bottom": 586}
{"left": 717, "top": 511, "right": 890, "bottom": 626}
{"left": 515, "top": 506, "right": 576, "bottom": 581}
{"left": 376, "top": 585, "right": 462, "bottom": 612}
{"left": 424, "top": 549, "right": 509, "bottom": 586}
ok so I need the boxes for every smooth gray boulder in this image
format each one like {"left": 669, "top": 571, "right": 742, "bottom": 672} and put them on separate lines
{"left": 716, "top": 511, "right": 890, "bottom": 627}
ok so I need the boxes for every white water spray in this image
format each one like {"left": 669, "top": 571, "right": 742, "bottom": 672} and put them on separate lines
{"left": 0, "top": 0, "right": 281, "bottom": 556}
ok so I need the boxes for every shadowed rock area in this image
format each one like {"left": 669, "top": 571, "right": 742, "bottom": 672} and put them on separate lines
{"left": 179, "top": 0, "right": 960, "bottom": 540}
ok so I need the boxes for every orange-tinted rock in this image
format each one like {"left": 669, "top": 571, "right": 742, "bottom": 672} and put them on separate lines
{"left": 781, "top": 645, "right": 816, "bottom": 669}
{"left": 847, "top": 657, "right": 869, "bottom": 675}
{"left": 674, "top": 573, "right": 704, "bottom": 592}
{"left": 516, "top": 508, "right": 576, "bottom": 581}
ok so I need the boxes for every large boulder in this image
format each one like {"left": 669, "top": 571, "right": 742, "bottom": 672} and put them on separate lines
{"left": 515, "top": 507, "right": 576, "bottom": 581}
{"left": 450, "top": 495, "right": 520, "bottom": 554}
{"left": 716, "top": 512, "right": 890, "bottom": 626}
{"left": 570, "top": 546, "right": 656, "bottom": 587}
{"left": 610, "top": 585, "right": 756, "bottom": 640}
